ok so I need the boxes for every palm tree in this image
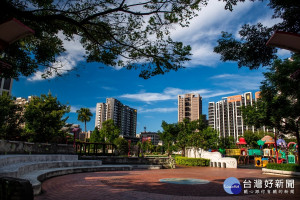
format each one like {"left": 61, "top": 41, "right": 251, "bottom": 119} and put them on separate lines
{"left": 76, "top": 108, "right": 93, "bottom": 133}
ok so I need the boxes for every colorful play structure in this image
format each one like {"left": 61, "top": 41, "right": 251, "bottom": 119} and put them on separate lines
{"left": 223, "top": 135, "right": 298, "bottom": 167}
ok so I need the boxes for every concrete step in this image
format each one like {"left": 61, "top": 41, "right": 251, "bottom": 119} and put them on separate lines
{"left": 0, "top": 160, "right": 102, "bottom": 178}
{"left": 20, "top": 165, "right": 133, "bottom": 195}
{"left": 0, "top": 154, "right": 78, "bottom": 167}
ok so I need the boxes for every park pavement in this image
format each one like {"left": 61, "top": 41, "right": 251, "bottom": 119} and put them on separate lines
{"left": 35, "top": 166, "right": 300, "bottom": 200}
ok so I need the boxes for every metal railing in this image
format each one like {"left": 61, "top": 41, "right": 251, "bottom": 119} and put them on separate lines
{"left": 75, "top": 142, "right": 116, "bottom": 156}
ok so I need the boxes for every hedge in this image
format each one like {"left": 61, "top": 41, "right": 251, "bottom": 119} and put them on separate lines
{"left": 266, "top": 163, "right": 300, "bottom": 172}
{"left": 175, "top": 156, "right": 210, "bottom": 166}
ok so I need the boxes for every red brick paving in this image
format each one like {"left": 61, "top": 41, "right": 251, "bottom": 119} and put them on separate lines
{"left": 35, "top": 166, "right": 300, "bottom": 200}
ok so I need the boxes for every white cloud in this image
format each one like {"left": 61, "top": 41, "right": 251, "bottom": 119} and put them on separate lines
{"left": 211, "top": 73, "right": 264, "bottom": 91}
{"left": 256, "top": 15, "right": 283, "bottom": 28}
{"left": 120, "top": 87, "right": 237, "bottom": 103}
{"left": 172, "top": 1, "right": 252, "bottom": 67}
{"left": 28, "top": 33, "right": 85, "bottom": 81}
{"left": 101, "top": 86, "right": 117, "bottom": 91}
{"left": 277, "top": 49, "right": 292, "bottom": 58}
{"left": 139, "top": 107, "right": 178, "bottom": 113}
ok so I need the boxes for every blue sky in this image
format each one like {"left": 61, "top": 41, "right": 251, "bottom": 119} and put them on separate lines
{"left": 11, "top": 0, "right": 290, "bottom": 134}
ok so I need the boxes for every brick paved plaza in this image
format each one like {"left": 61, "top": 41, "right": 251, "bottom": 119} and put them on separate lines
{"left": 35, "top": 167, "right": 300, "bottom": 200}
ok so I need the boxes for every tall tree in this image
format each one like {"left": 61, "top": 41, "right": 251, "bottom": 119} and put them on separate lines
{"left": 158, "top": 121, "right": 179, "bottom": 156}
{"left": 90, "top": 127, "right": 104, "bottom": 143}
{"left": 24, "top": 93, "right": 70, "bottom": 142}
{"left": 214, "top": 0, "right": 300, "bottom": 69}
{"left": 241, "top": 54, "right": 300, "bottom": 164}
{"left": 100, "top": 119, "right": 120, "bottom": 143}
{"left": 76, "top": 107, "right": 93, "bottom": 133}
{"left": 0, "top": 0, "right": 211, "bottom": 79}
{"left": 177, "top": 118, "right": 199, "bottom": 157}
{"left": 0, "top": 93, "right": 23, "bottom": 140}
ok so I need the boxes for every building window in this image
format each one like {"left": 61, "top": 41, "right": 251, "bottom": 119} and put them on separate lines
{"left": 3, "top": 79, "right": 11, "bottom": 90}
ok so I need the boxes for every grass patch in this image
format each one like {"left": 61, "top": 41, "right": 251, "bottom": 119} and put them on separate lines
{"left": 175, "top": 156, "right": 210, "bottom": 166}
{"left": 266, "top": 163, "right": 300, "bottom": 172}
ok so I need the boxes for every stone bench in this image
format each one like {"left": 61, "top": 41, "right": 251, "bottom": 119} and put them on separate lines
{"left": 0, "top": 154, "right": 133, "bottom": 195}
{"left": 20, "top": 165, "right": 133, "bottom": 195}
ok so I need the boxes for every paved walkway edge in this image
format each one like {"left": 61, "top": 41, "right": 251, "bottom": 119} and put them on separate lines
{"left": 262, "top": 168, "right": 300, "bottom": 177}
{"left": 32, "top": 165, "right": 133, "bottom": 195}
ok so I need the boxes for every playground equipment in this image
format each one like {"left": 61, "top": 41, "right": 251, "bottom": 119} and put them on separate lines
{"left": 248, "top": 149, "right": 261, "bottom": 156}
{"left": 225, "top": 149, "right": 241, "bottom": 156}
{"left": 275, "top": 139, "right": 287, "bottom": 164}
{"left": 254, "top": 140, "right": 266, "bottom": 167}
{"left": 255, "top": 157, "right": 268, "bottom": 167}
{"left": 261, "top": 135, "right": 277, "bottom": 163}
{"left": 287, "top": 142, "right": 298, "bottom": 164}
{"left": 236, "top": 137, "right": 249, "bottom": 165}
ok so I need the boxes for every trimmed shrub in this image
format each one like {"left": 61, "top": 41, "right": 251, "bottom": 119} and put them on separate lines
{"left": 175, "top": 156, "right": 210, "bottom": 166}
{"left": 266, "top": 163, "right": 300, "bottom": 172}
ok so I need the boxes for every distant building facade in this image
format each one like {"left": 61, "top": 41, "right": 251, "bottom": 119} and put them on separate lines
{"left": 178, "top": 93, "right": 202, "bottom": 122}
{"left": 95, "top": 98, "right": 137, "bottom": 137}
{"left": 14, "top": 96, "right": 34, "bottom": 128}
{"left": 208, "top": 91, "right": 271, "bottom": 140}
{"left": 139, "top": 131, "right": 160, "bottom": 145}
{"left": 0, "top": 78, "right": 13, "bottom": 95}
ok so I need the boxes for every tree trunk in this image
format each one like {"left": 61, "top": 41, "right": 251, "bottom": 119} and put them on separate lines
{"left": 181, "top": 146, "right": 185, "bottom": 157}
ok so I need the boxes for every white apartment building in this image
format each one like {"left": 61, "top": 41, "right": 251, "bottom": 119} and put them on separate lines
{"left": 95, "top": 98, "right": 137, "bottom": 137}
{"left": 208, "top": 92, "right": 265, "bottom": 140}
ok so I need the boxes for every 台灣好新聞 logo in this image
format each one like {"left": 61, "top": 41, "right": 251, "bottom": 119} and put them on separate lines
{"left": 223, "top": 177, "right": 242, "bottom": 194}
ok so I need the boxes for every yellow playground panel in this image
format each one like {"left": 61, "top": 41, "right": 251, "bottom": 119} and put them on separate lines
{"left": 226, "top": 149, "right": 241, "bottom": 156}
{"left": 255, "top": 157, "right": 269, "bottom": 167}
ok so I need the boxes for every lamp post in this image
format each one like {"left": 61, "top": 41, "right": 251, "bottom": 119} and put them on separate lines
{"left": 128, "top": 140, "right": 131, "bottom": 157}
{"left": 72, "top": 128, "right": 80, "bottom": 148}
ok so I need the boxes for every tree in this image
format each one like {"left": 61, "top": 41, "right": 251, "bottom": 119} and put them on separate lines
{"left": 243, "top": 130, "right": 271, "bottom": 149}
{"left": 99, "top": 119, "right": 120, "bottom": 143}
{"left": 113, "top": 137, "right": 128, "bottom": 156}
{"left": 158, "top": 121, "right": 179, "bottom": 155}
{"left": 0, "top": 93, "right": 23, "bottom": 140}
{"left": 90, "top": 127, "right": 104, "bottom": 143}
{"left": 187, "top": 120, "right": 218, "bottom": 157}
{"left": 241, "top": 54, "right": 300, "bottom": 164}
{"left": 24, "top": 93, "right": 70, "bottom": 142}
{"left": 76, "top": 107, "right": 93, "bottom": 133}
{"left": 201, "top": 127, "right": 219, "bottom": 149}
{"left": 187, "top": 131, "right": 204, "bottom": 158}
{"left": 218, "top": 136, "right": 237, "bottom": 149}
{"left": 177, "top": 118, "right": 199, "bottom": 157}
{"left": 0, "top": 0, "right": 212, "bottom": 79}
{"left": 214, "top": 0, "right": 300, "bottom": 69}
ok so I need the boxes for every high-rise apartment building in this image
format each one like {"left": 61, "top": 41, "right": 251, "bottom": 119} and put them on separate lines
{"left": 178, "top": 93, "right": 202, "bottom": 122}
{"left": 208, "top": 92, "right": 263, "bottom": 140}
{"left": 0, "top": 78, "right": 13, "bottom": 95}
{"left": 95, "top": 98, "right": 137, "bottom": 137}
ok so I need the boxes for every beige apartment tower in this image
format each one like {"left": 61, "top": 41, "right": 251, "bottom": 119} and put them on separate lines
{"left": 178, "top": 93, "right": 202, "bottom": 122}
